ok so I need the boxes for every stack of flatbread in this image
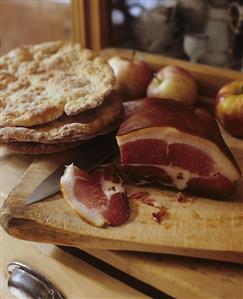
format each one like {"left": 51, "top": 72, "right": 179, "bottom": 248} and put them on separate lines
{"left": 0, "top": 41, "right": 122, "bottom": 154}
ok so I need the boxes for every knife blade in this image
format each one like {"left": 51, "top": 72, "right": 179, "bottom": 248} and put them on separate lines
{"left": 25, "top": 133, "right": 118, "bottom": 205}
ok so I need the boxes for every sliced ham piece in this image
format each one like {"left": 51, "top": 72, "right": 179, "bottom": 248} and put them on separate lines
{"left": 60, "top": 165, "right": 130, "bottom": 227}
{"left": 116, "top": 98, "right": 241, "bottom": 197}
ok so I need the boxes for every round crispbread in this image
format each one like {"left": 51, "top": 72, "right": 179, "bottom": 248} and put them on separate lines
{"left": 0, "top": 41, "right": 116, "bottom": 127}
{"left": 3, "top": 140, "right": 85, "bottom": 155}
{"left": 0, "top": 92, "right": 123, "bottom": 143}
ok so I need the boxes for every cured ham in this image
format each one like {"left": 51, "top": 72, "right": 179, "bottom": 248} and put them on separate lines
{"left": 116, "top": 98, "right": 241, "bottom": 197}
{"left": 60, "top": 165, "right": 130, "bottom": 227}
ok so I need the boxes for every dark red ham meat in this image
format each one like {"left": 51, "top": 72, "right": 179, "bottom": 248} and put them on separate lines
{"left": 116, "top": 98, "right": 241, "bottom": 197}
{"left": 61, "top": 165, "right": 130, "bottom": 227}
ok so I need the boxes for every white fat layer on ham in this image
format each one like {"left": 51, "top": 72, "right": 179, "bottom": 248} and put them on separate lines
{"left": 162, "top": 165, "right": 194, "bottom": 190}
{"left": 101, "top": 175, "right": 125, "bottom": 200}
{"left": 60, "top": 164, "right": 106, "bottom": 227}
{"left": 117, "top": 127, "right": 240, "bottom": 183}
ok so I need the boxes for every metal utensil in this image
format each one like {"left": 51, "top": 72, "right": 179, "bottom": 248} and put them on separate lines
{"left": 25, "top": 133, "right": 118, "bottom": 205}
{"left": 8, "top": 261, "right": 65, "bottom": 299}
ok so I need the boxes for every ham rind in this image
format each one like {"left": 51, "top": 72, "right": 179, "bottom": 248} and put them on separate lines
{"left": 116, "top": 98, "right": 241, "bottom": 197}
{"left": 60, "top": 165, "right": 130, "bottom": 227}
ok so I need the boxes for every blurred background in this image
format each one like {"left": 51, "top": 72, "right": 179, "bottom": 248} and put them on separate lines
{"left": 0, "top": 0, "right": 72, "bottom": 54}
{"left": 1, "top": 0, "right": 243, "bottom": 70}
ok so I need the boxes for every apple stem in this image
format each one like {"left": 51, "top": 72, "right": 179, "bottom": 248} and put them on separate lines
{"left": 154, "top": 74, "right": 161, "bottom": 84}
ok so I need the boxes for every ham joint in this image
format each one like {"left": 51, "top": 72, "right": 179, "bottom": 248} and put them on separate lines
{"left": 61, "top": 165, "right": 130, "bottom": 227}
{"left": 116, "top": 98, "right": 241, "bottom": 197}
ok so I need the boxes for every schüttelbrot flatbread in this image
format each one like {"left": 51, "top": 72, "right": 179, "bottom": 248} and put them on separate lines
{"left": 0, "top": 92, "right": 122, "bottom": 143}
{"left": 3, "top": 140, "right": 84, "bottom": 155}
{"left": 0, "top": 41, "right": 116, "bottom": 127}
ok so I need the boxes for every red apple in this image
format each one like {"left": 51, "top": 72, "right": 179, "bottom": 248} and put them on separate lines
{"left": 108, "top": 55, "right": 153, "bottom": 100}
{"left": 215, "top": 80, "right": 243, "bottom": 137}
{"left": 147, "top": 65, "right": 198, "bottom": 106}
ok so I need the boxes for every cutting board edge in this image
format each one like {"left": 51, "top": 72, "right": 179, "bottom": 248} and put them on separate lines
{"left": 2, "top": 212, "right": 243, "bottom": 265}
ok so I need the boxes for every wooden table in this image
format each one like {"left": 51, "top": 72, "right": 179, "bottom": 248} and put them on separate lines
{"left": 0, "top": 231, "right": 152, "bottom": 299}
{"left": 1, "top": 49, "right": 243, "bottom": 299}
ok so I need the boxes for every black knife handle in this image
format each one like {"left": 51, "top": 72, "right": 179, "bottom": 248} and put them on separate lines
{"left": 8, "top": 262, "right": 65, "bottom": 299}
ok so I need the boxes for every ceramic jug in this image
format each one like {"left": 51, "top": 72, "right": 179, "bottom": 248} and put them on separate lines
{"left": 131, "top": 4, "right": 181, "bottom": 53}
{"left": 204, "top": 5, "right": 230, "bottom": 66}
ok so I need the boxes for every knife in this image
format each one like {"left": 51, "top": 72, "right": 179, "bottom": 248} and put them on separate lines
{"left": 25, "top": 133, "right": 118, "bottom": 205}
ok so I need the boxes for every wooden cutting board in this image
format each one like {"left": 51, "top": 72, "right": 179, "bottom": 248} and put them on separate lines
{"left": 1, "top": 127, "right": 243, "bottom": 264}
{"left": 1, "top": 147, "right": 243, "bottom": 299}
